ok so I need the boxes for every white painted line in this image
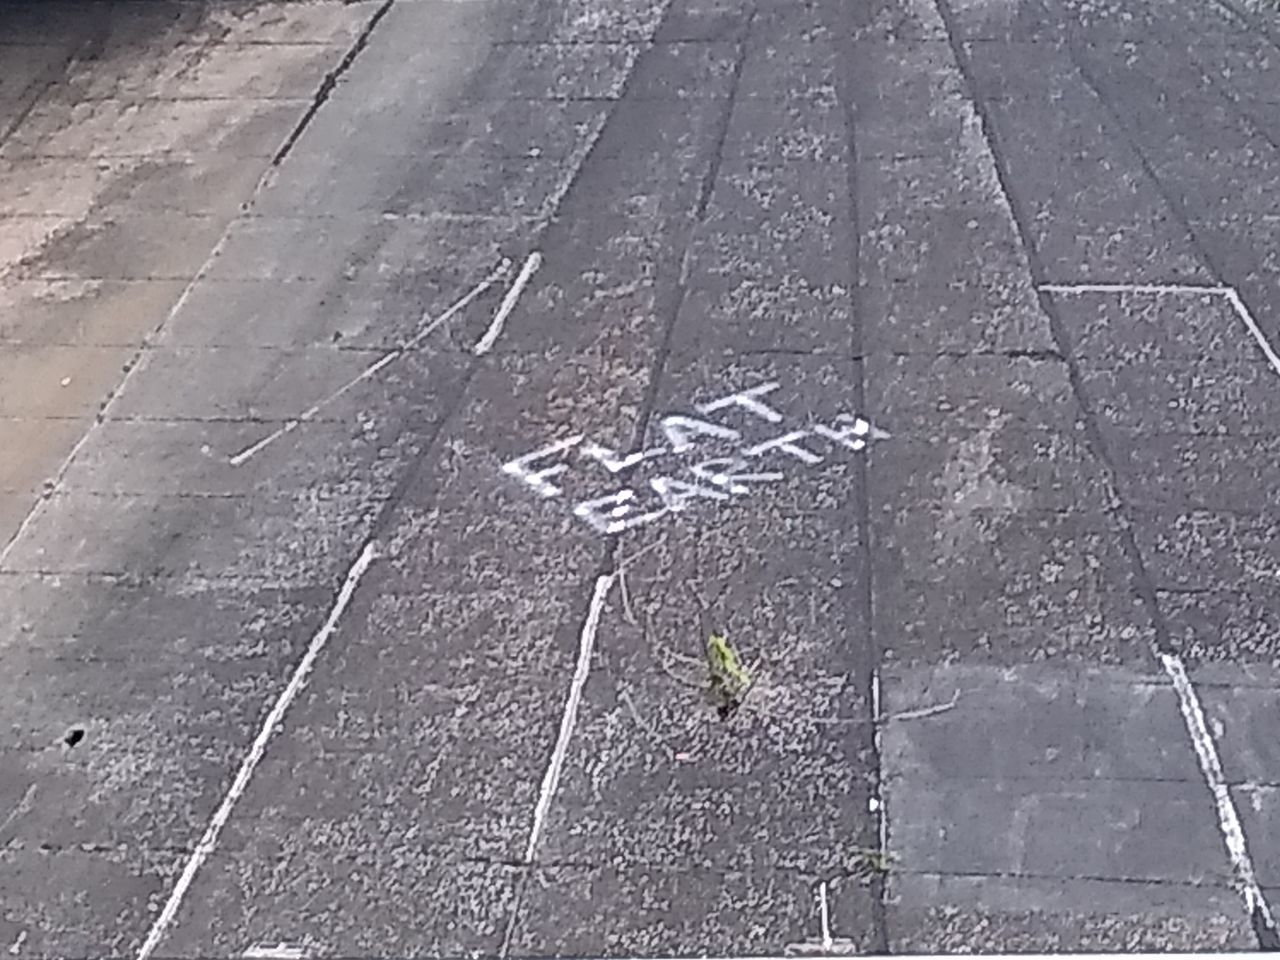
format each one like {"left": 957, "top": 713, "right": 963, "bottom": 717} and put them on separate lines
{"left": 871, "top": 666, "right": 888, "bottom": 853}
{"left": 228, "top": 351, "right": 399, "bottom": 466}
{"left": 1223, "top": 287, "right": 1280, "bottom": 381}
{"left": 228, "top": 260, "right": 511, "bottom": 466}
{"left": 817, "top": 881, "right": 833, "bottom": 951}
{"left": 474, "top": 252, "right": 543, "bottom": 356}
{"left": 242, "top": 945, "right": 307, "bottom": 960}
{"left": 1038, "top": 282, "right": 1230, "bottom": 296}
{"left": 134, "top": 542, "right": 378, "bottom": 960}
{"left": 1161, "top": 652, "right": 1277, "bottom": 934}
{"left": 523, "top": 572, "right": 614, "bottom": 864}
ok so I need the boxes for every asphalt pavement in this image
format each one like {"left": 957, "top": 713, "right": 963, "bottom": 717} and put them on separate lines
{"left": 2, "top": 0, "right": 1280, "bottom": 955}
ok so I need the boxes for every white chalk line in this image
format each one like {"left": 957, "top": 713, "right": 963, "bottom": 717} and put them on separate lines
{"left": 134, "top": 541, "right": 378, "bottom": 960}
{"left": 474, "top": 251, "right": 543, "bottom": 356}
{"left": 1039, "top": 282, "right": 1230, "bottom": 296}
{"left": 523, "top": 572, "right": 615, "bottom": 864}
{"left": 817, "top": 881, "right": 833, "bottom": 951}
{"left": 1160, "top": 652, "right": 1276, "bottom": 932}
{"left": 229, "top": 259, "right": 512, "bottom": 466}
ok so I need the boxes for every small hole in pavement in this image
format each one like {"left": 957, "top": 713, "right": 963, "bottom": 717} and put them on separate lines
{"left": 63, "top": 728, "right": 85, "bottom": 748}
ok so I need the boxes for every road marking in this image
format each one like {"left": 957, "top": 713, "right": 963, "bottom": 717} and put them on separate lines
{"left": 228, "top": 259, "right": 512, "bottom": 466}
{"left": 474, "top": 251, "right": 543, "bottom": 356}
{"left": 134, "top": 541, "right": 378, "bottom": 960}
{"left": 1038, "top": 282, "right": 1280, "bottom": 381}
{"left": 242, "top": 944, "right": 307, "bottom": 960}
{"left": 523, "top": 572, "right": 614, "bottom": 864}
{"left": 818, "top": 880, "right": 833, "bottom": 951}
{"left": 1161, "top": 652, "right": 1277, "bottom": 936}
{"left": 1039, "top": 282, "right": 1230, "bottom": 296}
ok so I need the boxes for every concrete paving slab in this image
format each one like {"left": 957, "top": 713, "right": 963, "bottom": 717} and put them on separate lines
{"left": 0, "top": 489, "right": 381, "bottom": 588}
{"left": 0, "top": 845, "right": 173, "bottom": 960}
{"left": 879, "top": 429, "right": 1113, "bottom": 520}
{"left": 1133, "top": 509, "right": 1280, "bottom": 594}
{"left": 203, "top": 1, "right": 380, "bottom": 46}
{"left": 846, "top": 40, "right": 968, "bottom": 159}
{"left": 0, "top": 97, "right": 307, "bottom": 160}
{"left": 162, "top": 849, "right": 516, "bottom": 959}
{"left": 203, "top": 214, "right": 517, "bottom": 284}
{"left": 875, "top": 509, "right": 1153, "bottom": 665}
{"left": 13, "top": 212, "right": 227, "bottom": 281}
{"left": 1162, "top": 589, "right": 1280, "bottom": 665}
{"left": 152, "top": 271, "right": 503, "bottom": 351}
{"left": 512, "top": 864, "right": 877, "bottom": 956}
{"left": 108, "top": 344, "right": 394, "bottom": 421}
{"left": 883, "top": 663, "right": 1198, "bottom": 781}
{"left": 1110, "top": 436, "right": 1280, "bottom": 513}
{"left": 890, "top": 873, "right": 1254, "bottom": 951}
{"left": 61, "top": 40, "right": 345, "bottom": 102}
{"left": 0, "top": 343, "right": 135, "bottom": 418}
{"left": 867, "top": 354, "right": 1081, "bottom": 435}
{"left": 1196, "top": 678, "right": 1280, "bottom": 789}
{"left": 0, "top": 417, "right": 91, "bottom": 494}
{"left": 0, "top": 278, "right": 190, "bottom": 345}
{"left": 883, "top": 661, "right": 1252, "bottom": 950}
{"left": 967, "top": 42, "right": 1209, "bottom": 284}
{"left": 1048, "top": 291, "right": 1259, "bottom": 363}
{"left": 57, "top": 418, "right": 418, "bottom": 500}
{"left": 1080, "top": 357, "right": 1280, "bottom": 437}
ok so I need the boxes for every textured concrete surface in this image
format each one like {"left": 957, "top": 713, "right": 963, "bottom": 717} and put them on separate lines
{"left": 3, "top": 0, "right": 1280, "bottom": 953}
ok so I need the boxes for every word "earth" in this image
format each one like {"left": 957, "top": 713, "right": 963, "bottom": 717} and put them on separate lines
{"left": 501, "top": 382, "right": 890, "bottom": 535}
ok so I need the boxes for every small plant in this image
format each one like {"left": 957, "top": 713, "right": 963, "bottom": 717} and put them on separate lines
{"left": 705, "top": 632, "right": 754, "bottom": 719}
{"left": 851, "top": 846, "right": 895, "bottom": 875}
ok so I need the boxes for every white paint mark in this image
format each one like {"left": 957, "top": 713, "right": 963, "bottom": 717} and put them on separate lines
{"left": 7, "top": 931, "right": 27, "bottom": 956}
{"left": 689, "top": 456, "right": 784, "bottom": 495}
{"left": 229, "top": 260, "right": 512, "bottom": 466}
{"left": 743, "top": 430, "right": 824, "bottom": 465}
{"left": 818, "top": 881, "right": 833, "bottom": 951}
{"left": 534, "top": 112, "right": 609, "bottom": 226}
{"left": 242, "top": 945, "right": 306, "bottom": 960}
{"left": 1223, "top": 287, "right": 1280, "bottom": 381}
{"left": 1161, "top": 652, "right": 1276, "bottom": 933}
{"left": 659, "top": 414, "right": 741, "bottom": 453}
{"left": 0, "top": 783, "right": 37, "bottom": 836}
{"left": 474, "top": 251, "right": 543, "bottom": 356}
{"left": 649, "top": 475, "right": 730, "bottom": 511}
{"left": 524, "top": 573, "right": 615, "bottom": 863}
{"left": 135, "top": 542, "right": 378, "bottom": 960}
{"left": 228, "top": 351, "right": 399, "bottom": 466}
{"left": 697, "top": 382, "right": 785, "bottom": 423}
{"left": 580, "top": 441, "right": 666, "bottom": 473}
{"left": 502, "top": 435, "right": 584, "bottom": 498}
{"left": 1039, "top": 282, "right": 1230, "bottom": 296}
{"left": 573, "top": 489, "right": 668, "bottom": 535}
{"left": 871, "top": 666, "right": 888, "bottom": 854}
